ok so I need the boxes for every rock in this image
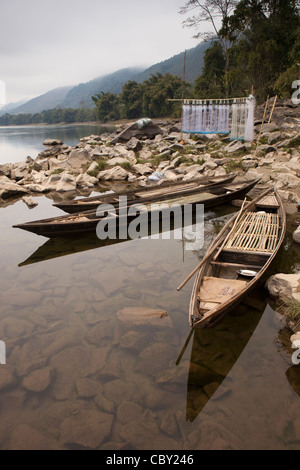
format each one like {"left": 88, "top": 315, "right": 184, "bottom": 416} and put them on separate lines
{"left": 117, "top": 307, "right": 172, "bottom": 328}
{"left": 0, "top": 176, "right": 29, "bottom": 198}
{"left": 38, "top": 145, "right": 63, "bottom": 159}
{"left": 75, "top": 378, "right": 103, "bottom": 398}
{"left": 55, "top": 173, "right": 77, "bottom": 192}
{"left": 136, "top": 342, "right": 175, "bottom": 375}
{"left": 293, "top": 226, "right": 300, "bottom": 244}
{"left": 242, "top": 159, "right": 258, "bottom": 169}
{"left": 224, "top": 141, "right": 250, "bottom": 154}
{"left": 111, "top": 119, "right": 163, "bottom": 144}
{"left": 117, "top": 401, "right": 143, "bottom": 424}
{"left": 22, "top": 366, "right": 54, "bottom": 392}
{"left": 256, "top": 144, "right": 277, "bottom": 155}
{"left": 59, "top": 410, "right": 113, "bottom": 449}
{"left": 67, "top": 149, "right": 92, "bottom": 172}
{"left": 98, "top": 166, "right": 129, "bottom": 181}
{"left": 289, "top": 133, "right": 300, "bottom": 148}
{"left": 43, "top": 138, "right": 63, "bottom": 146}
{"left": 8, "top": 424, "right": 57, "bottom": 450}
{"left": 76, "top": 173, "right": 98, "bottom": 188}
{"left": 126, "top": 137, "right": 143, "bottom": 151}
{"left": 0, "top": 368, "right": 16, "bottom": 390}
{"left": 132, "top": 163, "right": 153, "bottom": 175}
{"left": 48, "top": 157, "right": 69, "bottom": 172}
{"left": 106, "top": 157, "right": 129, "bottom": 167}
{"left": 291, "top": 332, "right": 300, "bottom": 343}
{"left": 22, "top": 196, "right": 38, "bottom": 208}
{"left": 265, "top": 273, "right": 300, "bottom": 304}
{"left": 164, "top": 170, "right": 181, "bottom": 181}
{"left": 118, "top": 412, "right": 179, "bottom": 450}
{"left": 268, "top": 131, "right": 282, "bottom": 145}
{"left": 0, "top": 163, "right": 12, "bottom": 178}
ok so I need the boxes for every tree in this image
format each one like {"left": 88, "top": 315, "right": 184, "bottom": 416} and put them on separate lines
{"left": 193, "top": 41, "right": 226, "bottom": 97}
{"left": 180, "top": 0, "right": 239, "bottom": 97}
{"left": 141, "top": 73, "right": 189, "bottom": 118}
{"left": 92, "top": 92, "right": 121, "bottom": 122}
{"left": 120, "top": 81, "right": 144, "bottom": 119}
{"left": 226, "top": 0, "right": 300, "bottom": 101}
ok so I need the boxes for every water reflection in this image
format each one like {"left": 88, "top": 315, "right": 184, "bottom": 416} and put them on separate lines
{"left": 0, "top": 124, "right": 116, "bottom": 164}
{"left": 185, "top": 293, "right": 265, "bottom": 422}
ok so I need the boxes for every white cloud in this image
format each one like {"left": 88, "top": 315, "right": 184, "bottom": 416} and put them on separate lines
{"left": 1, "top": 0, "right": 200, "bottom": 104}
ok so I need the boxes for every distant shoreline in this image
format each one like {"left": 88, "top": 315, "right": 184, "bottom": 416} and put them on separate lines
{"left": 0, "top": 121, "right": 114, "bottom": 128}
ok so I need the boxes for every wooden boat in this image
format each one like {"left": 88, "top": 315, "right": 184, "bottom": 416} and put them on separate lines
{"left": 13, "top": 178, "right": 260, "bottom": 238}
{"left": 188, "top": 188, "right": 286, "bottom": 328}
{"left": 52, "top": 174, "right": 237, "bottom": 213}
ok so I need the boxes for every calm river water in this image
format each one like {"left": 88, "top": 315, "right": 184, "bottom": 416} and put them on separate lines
{"left": 0, "top": 124, "right": 299, "bottom": 450}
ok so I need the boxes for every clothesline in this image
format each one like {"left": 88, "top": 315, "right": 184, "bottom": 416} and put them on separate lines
{"left": 168, "top": 97, "right": 249, "bottom": 103}
{"left": 179, "top": 95, "right": 256, "bottom": 141}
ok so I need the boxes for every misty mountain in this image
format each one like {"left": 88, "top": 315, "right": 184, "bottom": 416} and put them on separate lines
{"left": 5, "top": 41, "right": 211, "bottom": 115}
{"left": 8, "top": 86, "right": 73, "bottom": 115}
{"left": 134, "top": 41, "right": 212, "bottom": 84}
{"left": 61, "top": 67, "right": 144, "bottom": 109}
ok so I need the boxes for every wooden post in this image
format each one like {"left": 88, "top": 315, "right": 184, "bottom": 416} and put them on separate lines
{"left": 254, "top": 96, "right": 269, "bottom": 158}
{"left": 268, "top": 95, "right": 278, "bottom": 124}
{"left": 180, "top": 50, "right": 187, "bottom": 141}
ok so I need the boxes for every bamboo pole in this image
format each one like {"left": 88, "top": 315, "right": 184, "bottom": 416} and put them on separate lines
{"left": 212, "top": 197, "right": 248, "bottom": 260}
{"left": 176, "top": 187, "right": 272, "bottom": 292}
{"left": 268, "top": 95, "right": 278, "bottom": 124}
{"left": 254, "top": 96, "right": 270, "bottom": 158}
{"left": 180, "top": 50, "right": 187, "bottom": 141}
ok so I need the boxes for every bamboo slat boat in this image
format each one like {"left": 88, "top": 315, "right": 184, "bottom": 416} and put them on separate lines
{"left": 188, "top": 188, "right": 286, "bottom": 328}
{"left": 52, "top": 174, "right": 237, "bottom": 213}
{"left": 13, "top": 178, "right": 259, "bottom": 238}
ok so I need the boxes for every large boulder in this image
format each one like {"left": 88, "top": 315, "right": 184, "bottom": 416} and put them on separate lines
{"left": 111, "top": 119, "right": 163, "bottom": 144}
{"left": 266, "top": 273, "right": 300, "bottom": 304}
{"left": 0, "top": 176, "right": 29, "bottom": 199}
{"left": 66, "top": 149, "right": 92, "bottom": 172}
{"left": 98, "top": 166, "right": 129, "bottom": 181}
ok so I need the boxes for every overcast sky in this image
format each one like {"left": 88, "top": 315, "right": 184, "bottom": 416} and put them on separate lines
{"left": 0, "top": 0, "right": 208, "bottom": 106}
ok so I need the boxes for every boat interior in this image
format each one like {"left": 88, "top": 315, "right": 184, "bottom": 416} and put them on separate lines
{"left": 195, "top": 193, "right": 282, "bottom": 317}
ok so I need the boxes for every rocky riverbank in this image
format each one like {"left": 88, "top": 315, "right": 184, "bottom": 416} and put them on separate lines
{"left": 0, "top": 97, "right": 299, "bottom": 205}
{"left": 1, "top": 97, "right": 300, "bottom": 327}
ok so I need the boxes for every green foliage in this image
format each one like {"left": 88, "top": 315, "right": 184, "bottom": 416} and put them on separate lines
{"left": 284, "top": 298, "right": 300, "bottom": 320}
{"left": 120, "top": 161, "right": 132, "bottom": 171}
{"left": 92, "top": 92, "right": 121, "bottom": 122}
{"left": 225, "top": 158, "right": 243, "bottom": 172}
{"left": 50, "top": 168, "right": 64, "bottom": 175}
{"left": 193, "top": 42, "right": 226, "bottom": 98}
{"left": 0, "top": 107, "right": 97, "bottom": 126}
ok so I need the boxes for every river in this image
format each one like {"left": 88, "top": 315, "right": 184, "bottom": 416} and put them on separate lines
{"left": 0, "top": 124, "right": 299, "bottom": 450}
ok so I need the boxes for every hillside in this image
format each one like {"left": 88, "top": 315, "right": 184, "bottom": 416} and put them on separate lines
{"left": 8, "top": 86, "right": 73, "bottom": 115}
{"left": 61, "top": 67, "right": 144, "bottom": 109}
{"left": 133, "top": 41, "right": 212, "bottom": 84}
{"left": 4, "top": 41, "right": 209, "bottom": 115}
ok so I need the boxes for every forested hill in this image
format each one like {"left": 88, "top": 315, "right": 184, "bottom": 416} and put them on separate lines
{"left": 8, "top": 87, "right": 73, "bottom": 115}
{"left": 134, "top": 41, "right": 212, "bottom": 84}
{"left": 1, "top": 41, "right": 209, "bottom": 115}
{"left": 60, "top": 67, "right": 144, "bottom": 109}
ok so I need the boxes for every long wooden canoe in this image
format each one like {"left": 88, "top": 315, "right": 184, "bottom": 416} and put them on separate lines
{"left": 13, "top": 178, "right": 260, "bottom": 238}
{"left": 52, "top": 174, "right": 237, "bottom": 213}
{"left": 189, "top": 188, "right": 286, "bottom": 328}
